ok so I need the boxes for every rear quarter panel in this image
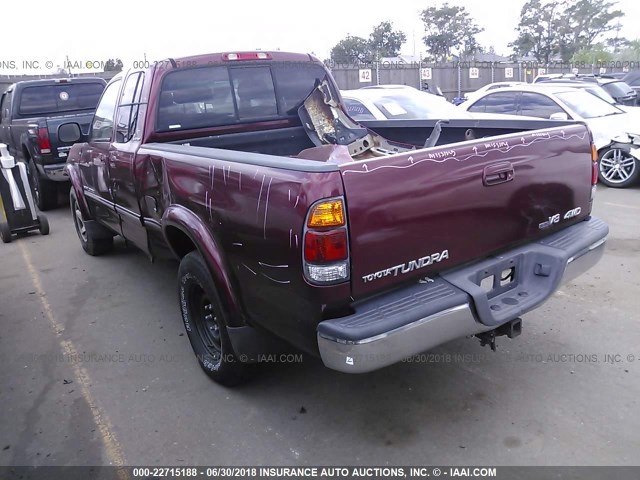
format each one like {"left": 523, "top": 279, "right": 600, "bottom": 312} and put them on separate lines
{"left": 137, "top": 146, "right": 350, "bottom": 354}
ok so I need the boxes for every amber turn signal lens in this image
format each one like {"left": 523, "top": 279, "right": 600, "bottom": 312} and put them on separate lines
{"left": 591, "top": 143, "right": 598, "bottom": 162}
{"left": 307, "top": 200, "right": 345, "bottom": 228}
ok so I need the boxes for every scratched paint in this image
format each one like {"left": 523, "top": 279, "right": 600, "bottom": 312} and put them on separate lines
{"left": 263, "top": 178, "right": 273, "bottom": 239}
{"left": 261, "top": 273, "right": 291, "bottom": 284}
{"left": 341, "top": 131, "right": 587, "bottom": 176}
{"left": 256, "top": 175, "right": 266, "bottom": 219}
{"left": 258, "top": 262, "right": 289, "bottom": 268}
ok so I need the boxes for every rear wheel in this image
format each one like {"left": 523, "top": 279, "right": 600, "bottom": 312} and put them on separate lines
{"left": 37, "top": 214, "right": 49, "bottom": 235}
{"left": 70, "top": 188, "right": 113, "bottom": 255}
{"left": 178, "top": 251, "right": 253, "bottom": 386}
{"left": 29, "top": 160, "right": 58, "bottom": 210}
{"left": 0, "top": 222, "right": 12, "bottom": 243}
{"left": 598, "top": 148, "right": 639, "bottom": 188}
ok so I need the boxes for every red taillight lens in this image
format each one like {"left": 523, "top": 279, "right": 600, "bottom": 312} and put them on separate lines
{"left": 37, "top": 128, "right": 51, "bottom": 153}
{"left": 304, "top": 230, "right": 348, "bottom": 263}
{"left": 592, "top": 161, "right": 599, "bottom": 185}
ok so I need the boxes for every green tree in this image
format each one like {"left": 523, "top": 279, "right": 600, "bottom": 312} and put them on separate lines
{"left": 368, "top": 21, "right": 407, "bottom": 58}
{"left": 615, "top": 38, "right": 640, "bottom": 61}
{"left": 420, "top": 3, "right": 483, "bottom": 62}
{"left": 510, "top": 0, "right": 563, "bottom": 64}
{"left": 558, "top": 0, "right": 624, "bottom": 61}
{"left": 104, "top": 58, "right": 124, "bottom": 72}
{"left": 330, "top": 36, "right": 373, "bottom": 64}
{"left": 571, "top": 43, "right": 614, "bottom": 63}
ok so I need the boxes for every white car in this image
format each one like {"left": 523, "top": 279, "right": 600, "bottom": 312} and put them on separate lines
{"left": 463, "top": 81, "right": 527, "bottom": 104}
{"left": 458, "top": 85, "right": 640, "bottom": 188}
{"left": 341, "top": 86, "right": 524, "bottom": 122}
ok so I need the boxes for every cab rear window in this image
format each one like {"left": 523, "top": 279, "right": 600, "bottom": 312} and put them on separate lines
{"left": 18, "top": 83, "right": 105, "bottom": 116}
{"left": 156, "top": 62, "right": 329, "bottom": 132}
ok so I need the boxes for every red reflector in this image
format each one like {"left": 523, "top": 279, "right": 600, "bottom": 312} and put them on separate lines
{"left": 223, "top": 52, "right": 272, "bottom": 61}
{"left": 37, "top": 128, "right": 51, "bottom": 153}
{"left": 592, "top": 161, "right": 599, "bottom": 185}
{"left": 304, "top": 230, "right": 348, "bottom": 263}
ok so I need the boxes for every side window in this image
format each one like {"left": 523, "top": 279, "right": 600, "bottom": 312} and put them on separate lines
{"left": 468, "top": 92, "right": 518, "bottom": 115}
{"left": 115, "top": 73, "right": 145, "bottom": 143}
{"left": 90, "top": 80, "right": 122, "bottom": 142}
{"left": 229, "top": 66, "right": 278, "bottom": 120}
{"left": 343, "top": 98, "right": 376, "bottom": 120}
{"left": 157, "top": 66, "right": 236, "bottom": 132}
{"left": 272, "top": 63, "right": 328, "bottom": 113}
{"left": 519, "top": 93, "right": 565, "bottom": 119}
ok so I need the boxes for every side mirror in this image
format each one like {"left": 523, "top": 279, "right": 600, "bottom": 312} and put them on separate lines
{"left": 549, "top": 112, "right": 569, "bottom": 120}
{"left": 58, "top": 122, "right": 82, "bottom": 143}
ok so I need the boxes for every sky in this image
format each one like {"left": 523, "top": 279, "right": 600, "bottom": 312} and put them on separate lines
{"left": 1, "top": 0, "right": 639, "bottom": 74}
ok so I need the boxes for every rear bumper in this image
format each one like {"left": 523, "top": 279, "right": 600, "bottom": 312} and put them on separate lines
{"left": 37, "top": 162, "right": 69, "bottom": 182}
{"left": 317, "top": 217, "right": 608, "bottom": 373}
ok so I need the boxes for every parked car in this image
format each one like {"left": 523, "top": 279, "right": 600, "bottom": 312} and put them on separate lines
{"left": 342, "top": 87, "right": 470, "bottom": 121}
{"left": 341, "top": 86, "right": 525, "bottom": 121}
{"left": 533, "top": 74, "right": 637, "bottom": 105}
{"left": 600, "top": 72, "right": 628, "bottom": 80}
{"left": 596, "top": 78, "right": 638, "bottom": 106}
{"left": 0, "top": 78, "right": 106, "bottom": 210}
{"left": 621, "top": 71, "right": 640, "bottom": 105}
{"left": 64, "top": 51, "right": 607, "bottom": 385}
{"left": 533, "top": 80, "right": 640, "bottom": 114}
{"left": 463, "top": 81, "right": 527, "bottom": 104}
{"left": 459, "top": 85, "right": 640, "bottom": 188}
{"left": 534, "top": 80, "right": 616, "bottom": 103}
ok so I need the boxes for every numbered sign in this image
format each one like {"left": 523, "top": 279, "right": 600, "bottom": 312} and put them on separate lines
{"left": 420, "top": 68, "right": 432, "bottom": 80}
{"left": 359, "top": 69, "right": 372, "bottom": 83}
{"left": 505, "top": 67, "right": 514, "bottom": 79}
{"left": 538, "top": 68, "right": 546, "bottom": 75}
{"left": 469, "top": 67, "right": 479, "bottom": 79}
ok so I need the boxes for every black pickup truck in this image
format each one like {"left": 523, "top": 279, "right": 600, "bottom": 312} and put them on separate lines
{"left": 0, "top": 78, "right": 106, "bottom": 210}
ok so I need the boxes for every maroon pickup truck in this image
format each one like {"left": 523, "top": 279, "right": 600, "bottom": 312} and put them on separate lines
{"left": 64, "top": 51, "right": 608, "bottom": 385}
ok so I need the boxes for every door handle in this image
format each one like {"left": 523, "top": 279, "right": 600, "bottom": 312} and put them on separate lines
{"left": 483, "top": 162, "right": 515, "bottom": 186}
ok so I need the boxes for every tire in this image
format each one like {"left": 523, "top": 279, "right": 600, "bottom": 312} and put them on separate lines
{"left": 37, "top": 214, "right": 50, "bottom": 235}
{"left": 70, "top": 187, "right": 113, "bottom": 255}
{"left": 0, "top": 222, "right": 12, "bottom": 243}
{"left": 598, "top": 148, "right": 640, "bottom": 188}
{"left": 178, "top": 251, "right": 253, "bottom": 386}
{"left": 29, "top": 160, "right": 58, "bottom": 211}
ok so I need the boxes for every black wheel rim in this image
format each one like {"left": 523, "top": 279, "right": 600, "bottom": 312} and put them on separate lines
{"left": 189, "top": 285, "right": 222, "bottom": 358}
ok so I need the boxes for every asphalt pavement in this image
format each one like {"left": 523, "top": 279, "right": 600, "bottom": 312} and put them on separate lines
{"left": 0, "top": 185, "right": 639, "bottom": 467}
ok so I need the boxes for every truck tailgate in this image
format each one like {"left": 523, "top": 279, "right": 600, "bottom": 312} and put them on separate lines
{"left": 340, "top": 124, "right": 594, "bottom": 299}
{"left": 46, "top": 114, "right": 93, "bottom": 161}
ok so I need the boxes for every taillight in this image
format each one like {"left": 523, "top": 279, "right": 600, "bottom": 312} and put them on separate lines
{"left": 304, "top": 230, "right": 348, "bottom": 263}
{"left": 303, "top": 198, "right": 350, "bottom": 285}
{"left": 592, "top": 161, "right": 599, "bottom": 185}
{"left": 223, "top": 52, "right": 272, "bottom": 61}
{"left": 37, "top": 128, "right": 51, "bottom": 154}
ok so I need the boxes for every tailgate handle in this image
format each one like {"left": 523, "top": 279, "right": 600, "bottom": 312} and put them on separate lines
{"left": 483, "top": 162, "right": 515, "bottom": 186}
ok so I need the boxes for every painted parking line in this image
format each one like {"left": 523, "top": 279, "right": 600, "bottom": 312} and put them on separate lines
{"left": 18, "top": 241, "right": 129, "bottom": 478}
